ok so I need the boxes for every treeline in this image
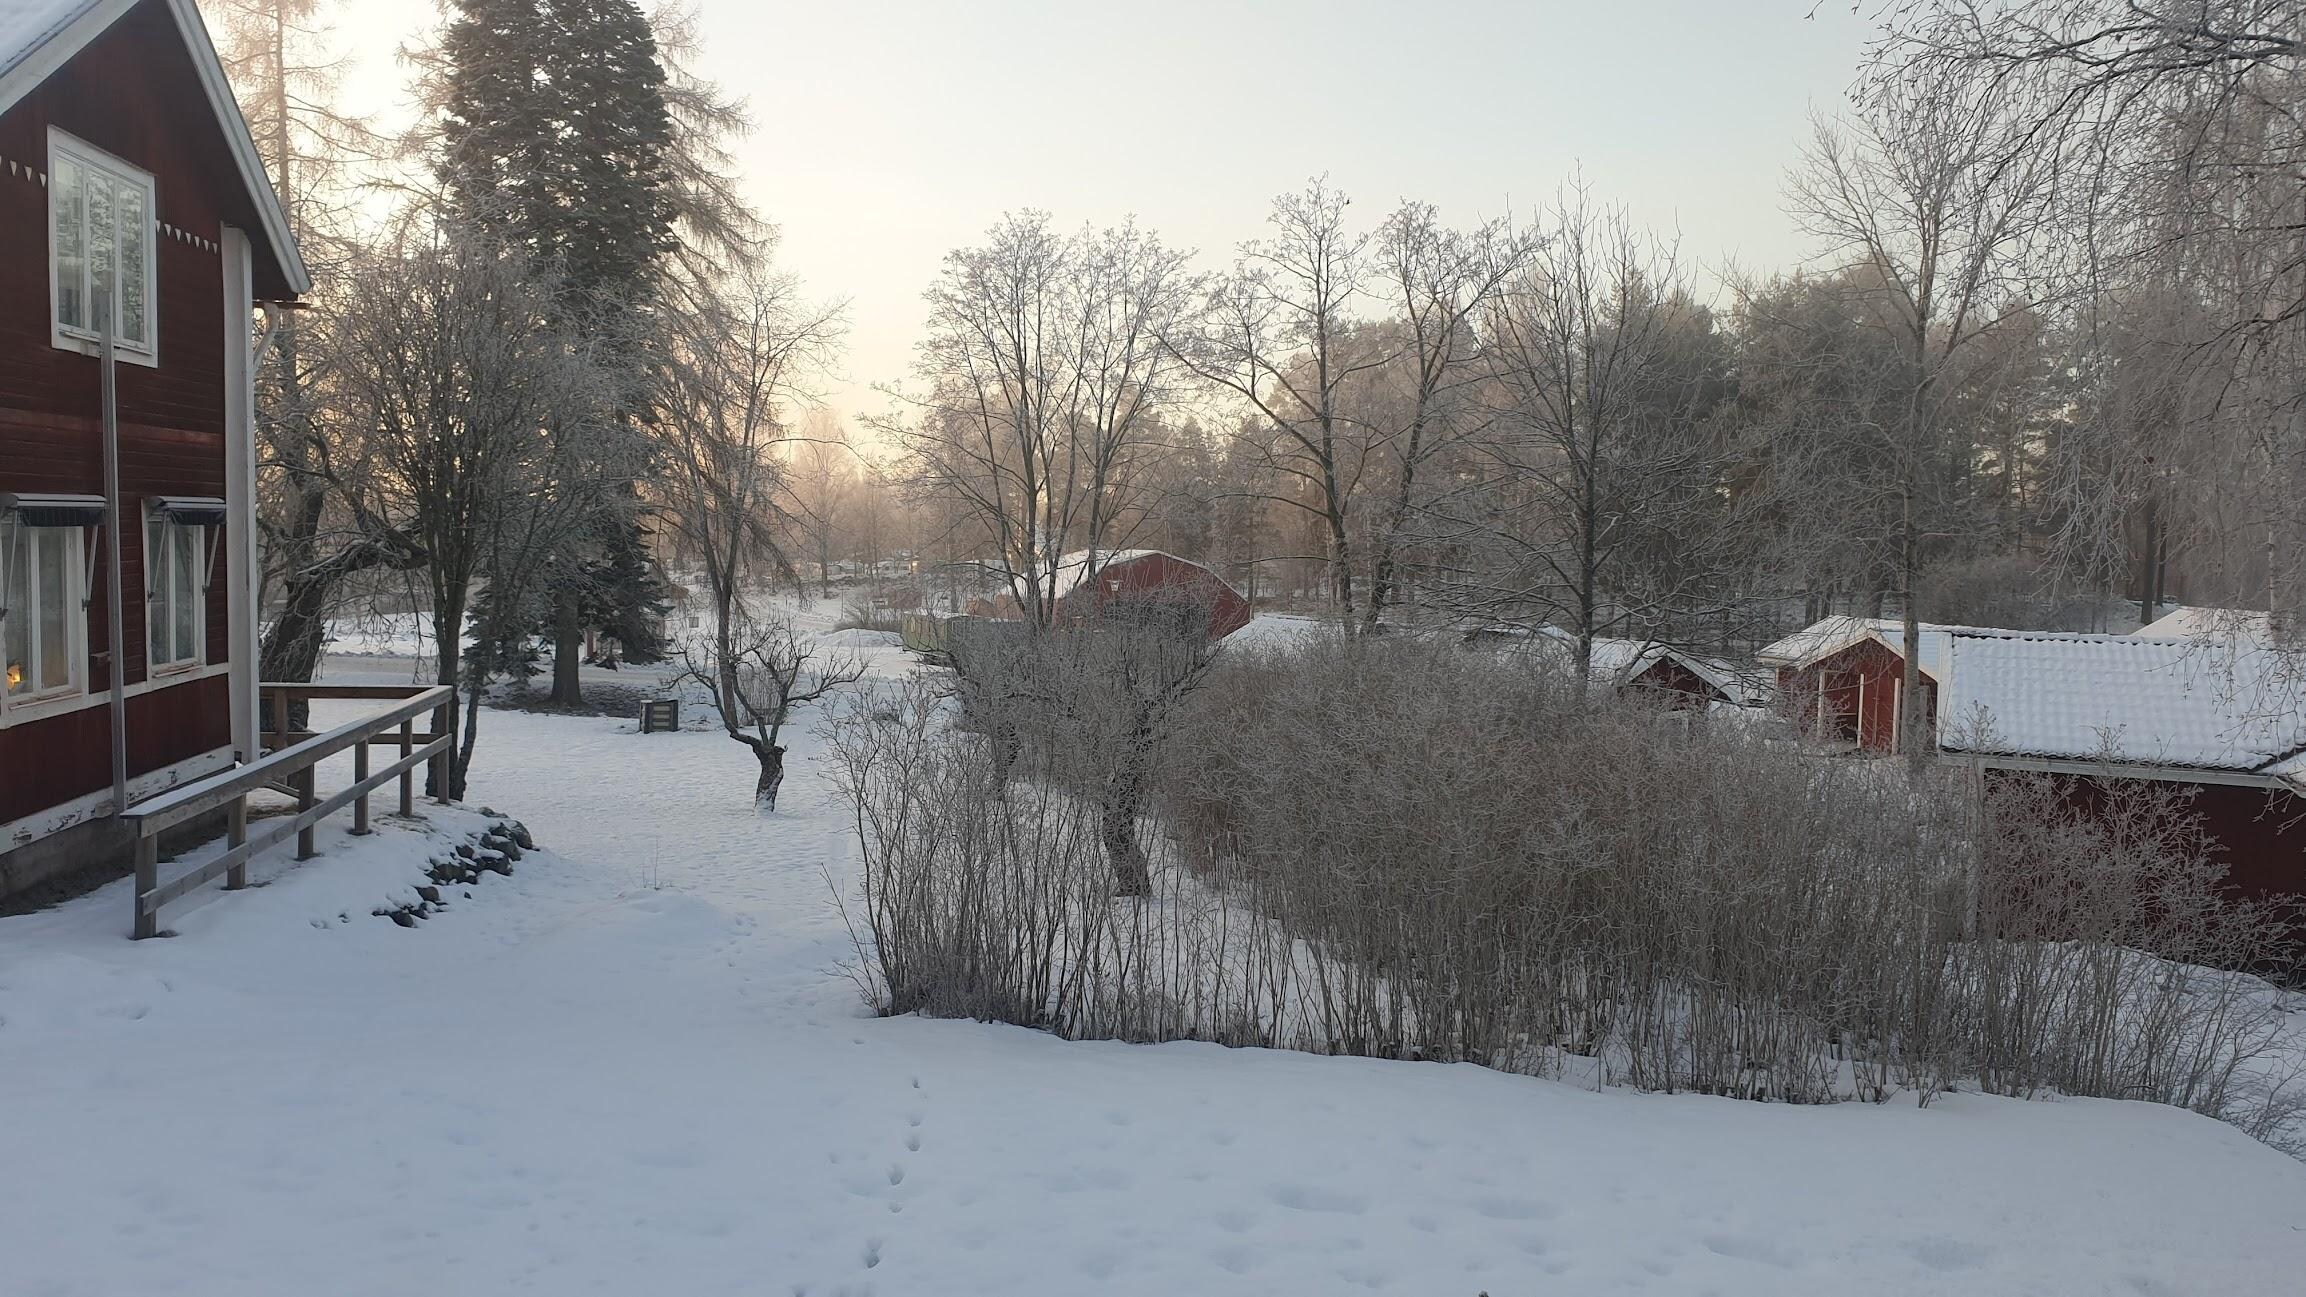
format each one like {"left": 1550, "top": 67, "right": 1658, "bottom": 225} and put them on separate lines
{"left": 891, "top": 0, "right": 2306, "bottom": 669}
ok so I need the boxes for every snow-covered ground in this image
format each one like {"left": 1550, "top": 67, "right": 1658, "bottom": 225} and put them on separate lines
{"left": 5, "top": 636, "right": 2305, "bottom": 1295}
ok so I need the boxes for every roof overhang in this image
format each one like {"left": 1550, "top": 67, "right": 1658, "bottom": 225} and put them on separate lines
{"left": 1946, "top": 750, "right": 2291, "bottom": 791}
{"left": 2, "top": 491, "right": 107, "bottom": 526}
{"left": 146, "top": 494, "right": 226, "bottom": 525}
{"left": 0, "top": 0, "right": 310, "bottom": 295}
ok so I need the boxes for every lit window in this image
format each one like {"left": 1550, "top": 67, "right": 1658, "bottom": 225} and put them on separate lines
{"left": 2, "top": 520, "right": 85, "bottom": 701}
{"left": 145, "top": 518, "right": 205, "bottom": 672}
{"left": 50, "top": 130, "right": 156, "bottom": 359}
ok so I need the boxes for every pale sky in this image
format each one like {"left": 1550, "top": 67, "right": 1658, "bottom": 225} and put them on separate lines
{"left": 331, "top": 1, "right": 1875, "bottom": 427}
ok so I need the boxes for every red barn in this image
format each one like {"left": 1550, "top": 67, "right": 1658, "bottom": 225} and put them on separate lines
{"left": 1756, "top": 617, "right": 1967, "bottom": 752}
{"left": 0, "top": 0, "right": 307, "bottom": 895}
{"left": 1009, "top": 550, "right": 1253, "bottom": 642}
{"left": 1937, "top": 629, "right": 2306, "bottom": 923}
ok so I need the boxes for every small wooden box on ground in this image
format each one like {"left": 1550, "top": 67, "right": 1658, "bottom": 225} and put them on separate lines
{"left": 640, "top": 698, "right": 680, "bottom": 733}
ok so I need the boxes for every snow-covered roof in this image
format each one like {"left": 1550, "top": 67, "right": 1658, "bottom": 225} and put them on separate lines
{"left": 0, "top": 0, "right": 310, "bottom": 294}
{"left": 1047, "top": 549, "right": 1199, "bottom": 602}
{"left": 1754, "top": 616, "right": 1977, "bottom": 681}
{"left": 2134, "top": 606, "right": 2277, "bottom": 644}
{"left": 0, "top": 0, "right": 89, "bottom": 80}
{"left": 1585, "top": 637, "right": 1743, "bottom": 702}
{"left": 1936, "top": 630, "right": 2306, "bottom": 773}
{"left": 1511, "top": 628, "right": 1744, "bottom": 702}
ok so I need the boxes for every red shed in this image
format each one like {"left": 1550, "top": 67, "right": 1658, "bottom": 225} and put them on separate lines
{"left": 1756, "top": 617, "right": 1965, "bottom": 752}
{"left": 1004, "top": 549, "right": 1252, "bottom": 642}
{"left": 0, "top": 0, "right": 307, "bottom": 895}
{"left": 1938, "top": 629, "right": 2306, "bottom": 928}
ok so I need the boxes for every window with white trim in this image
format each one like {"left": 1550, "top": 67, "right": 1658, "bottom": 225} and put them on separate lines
{"left": 145, "top": 517, "right": 205, "bottom": 673}
{"left": 2, "top": 519, "right": 86, "bottom": 702}
{"left": 50, "top": 130, "right": 157, "bottom": 361}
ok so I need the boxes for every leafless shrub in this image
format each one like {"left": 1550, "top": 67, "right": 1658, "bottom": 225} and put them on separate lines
{"left": 834, "top": 600, "right": 904, "bottom": 634}
{"left": 832, "top": 633, "right": 2299, "bottom": 1145}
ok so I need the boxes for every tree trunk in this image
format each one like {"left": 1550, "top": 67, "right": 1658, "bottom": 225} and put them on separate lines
{"left": 551, "top": 588, "right": 583, "bottom": 706}
{"left": 754, "top": 743, "right": 786, "bottom": 813}
{"left": 1102, "top": 717, "right": 1155, "bottom": 897}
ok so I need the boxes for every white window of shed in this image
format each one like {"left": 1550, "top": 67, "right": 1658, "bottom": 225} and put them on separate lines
{"left": 50, "top": 130, "right": 157, "bottom": 362}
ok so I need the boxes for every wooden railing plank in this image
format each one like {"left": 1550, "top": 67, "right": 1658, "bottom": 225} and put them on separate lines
{"left": 123, "top": 686, "right": 451, "bottom": 836}
{"left": 125, "top": 682, "right": 457, "bottom": 937}
{"left": 135, "top": 737, "right": 450, "bottom": 922}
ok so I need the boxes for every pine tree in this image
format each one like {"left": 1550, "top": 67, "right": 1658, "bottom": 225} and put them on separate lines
{"left": 433, "top": 0, "right": 676, "bottom": 704}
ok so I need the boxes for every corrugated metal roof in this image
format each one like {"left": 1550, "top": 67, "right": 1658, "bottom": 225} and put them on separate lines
{"left": 0, "top": 0, "right": 97, "bottom": 82}
{"left": 1936, "top": 630, "right": 2306, "bottom": 772}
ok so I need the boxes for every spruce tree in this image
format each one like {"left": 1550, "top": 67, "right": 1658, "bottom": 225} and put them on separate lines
{"left": 435, "top": 0, "right": 675, "bottom": 704}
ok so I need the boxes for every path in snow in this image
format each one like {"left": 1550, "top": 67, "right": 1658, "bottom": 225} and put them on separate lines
{"left": 4, "top": 647, "right": 2305, "bottom": 1295}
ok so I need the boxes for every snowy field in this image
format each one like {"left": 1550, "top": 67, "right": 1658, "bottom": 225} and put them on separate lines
{"left": 4, "top": 637, "right": 2306, "bottom": 1295}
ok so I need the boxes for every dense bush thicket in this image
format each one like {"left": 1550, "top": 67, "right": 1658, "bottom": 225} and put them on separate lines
{"left": 831, "top": 635, "right": 2301, "bottom": 1144}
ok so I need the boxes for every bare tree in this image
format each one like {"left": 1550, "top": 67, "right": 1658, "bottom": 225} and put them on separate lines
{"left": 653, "top": 262, "right": 847, "bottom": 805}
{"left": 888, "top": 213, "right": 1195, "bottom": 626}
{"left": 334, "top": 214, "right": 621, "bottom": 797}
{"left": 1354, "top": 204, "right": 1533, "bottom": 632}
{"left": 1448, "top": 188, "right": 1741, "bottom": 677}
{"left": 677, "top": 611, "right": 864, "bottom": 810}
{"left": 1173, "top": 179, "right": 1388, "bottom": 630}
{"left": 1786, "top": 64, "right": 2059, "bottom": 766}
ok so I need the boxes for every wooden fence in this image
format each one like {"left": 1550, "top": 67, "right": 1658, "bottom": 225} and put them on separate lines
{"left": 122, "top": 684, "right": 455, "bottom": 939}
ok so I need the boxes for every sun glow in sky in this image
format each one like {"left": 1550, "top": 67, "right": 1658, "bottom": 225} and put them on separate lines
{"left": 325, "top": 1, "right": 1873, "bottom": 428}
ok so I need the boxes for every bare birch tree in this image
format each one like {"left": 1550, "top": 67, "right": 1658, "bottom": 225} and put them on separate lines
{"left": 1786, "top": 65, "right": 2059, "bottom": 766}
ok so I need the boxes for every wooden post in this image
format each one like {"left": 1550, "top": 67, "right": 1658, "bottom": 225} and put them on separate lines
{"left": 224, "top": 794, "right": 249, "bottom": 889}
{"left": 296, "top": 765, "right": 317, "bottom": 859}
{"left": 398, "top": 717, "right": 415, "bottom": 817}
{"left": 432, "top": 698, "right": 452, "bottom": 805}
{"left": 132, "top": 834, "right": 158, "bottom": 939}
{"left": 351, "top": 741, "right": 371, "bottom": 835}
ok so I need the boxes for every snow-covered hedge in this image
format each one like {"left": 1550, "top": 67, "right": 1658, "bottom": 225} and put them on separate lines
{"left": 830, "top": 635, "right": 2302, "bottom": 1148}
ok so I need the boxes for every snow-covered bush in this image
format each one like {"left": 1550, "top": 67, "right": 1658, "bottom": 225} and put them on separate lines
{"left": 831, "top": 634, "right": 2301, "bottom": 1144}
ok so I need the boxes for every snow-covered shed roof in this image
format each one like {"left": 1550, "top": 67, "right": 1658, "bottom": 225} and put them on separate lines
{"left": 0, "top": 0, "right": 310, "bottom": 294}
{"left": 1516, "top": 627, "right": 1744, "bottom": 702}
{"left": 1936, "top": 630, "right": 2306, "bottom": 774}
{"left": 1753, "top": 616, "right": 1977, "bottom": 681}
{"left": 1585, "top": 637, "right": 1744, "bottom": 702}
{"left": 1047, "top": 549, "right": 1171, "bottom": 602}
{"left": 2134, "top": 606, "right": 2277, "bottom": 645}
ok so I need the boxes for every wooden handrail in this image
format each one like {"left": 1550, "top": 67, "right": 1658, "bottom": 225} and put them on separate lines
{"left": 127, "top": 683, "right": 457, "bottom": 938}
{"left": 126, "top": 686, "right": 452, "bottom": 836}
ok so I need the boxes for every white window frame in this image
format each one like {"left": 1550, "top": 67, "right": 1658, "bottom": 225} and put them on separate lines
{"left": 48, "top": 128, "right": 160, "bottom": 369}
{"left": 1, "top": 519, "right": 89, "bottom": 712}
{"left": 144, "top": 516, "right": 207, "bottom": 676}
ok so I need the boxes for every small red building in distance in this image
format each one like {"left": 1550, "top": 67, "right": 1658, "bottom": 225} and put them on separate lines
{"left": 1043, "top": 549, "right": 1252, "bottom": 641}
{"left": 1756, "top": 617, "right": 1968, "bottom": 752}
{"left": 0, "top": 0, "right": 307, "bottom": 893}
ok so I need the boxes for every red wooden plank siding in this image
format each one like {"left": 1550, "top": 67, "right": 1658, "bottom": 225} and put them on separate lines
{"left": 0, "top": 0, "right": 264, "bottom": 831}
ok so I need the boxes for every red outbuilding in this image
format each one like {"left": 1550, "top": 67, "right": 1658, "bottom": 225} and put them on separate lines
{"left": 1, "top": 0, "right": 307, "bottom": 894}
{"left": 1756, "top": 617, "right": 1968, "bottom": 752}
{"left": 1014, "top": 549, "right": 1253, "bottom": 643}
{"left": 1936, "top": 629, "right": 2306, "bottom": 927}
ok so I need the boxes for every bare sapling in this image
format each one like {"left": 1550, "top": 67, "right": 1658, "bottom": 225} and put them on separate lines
{"left": 679, "top": 609, "right": 865, "bottom": 811}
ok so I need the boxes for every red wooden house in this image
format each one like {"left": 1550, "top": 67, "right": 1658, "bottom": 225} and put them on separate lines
{"left": 0, "top": 0, "right": 306, "bottom": 895}
{"left": 1756, "top": 616, "right": 1968, "bottom": 752}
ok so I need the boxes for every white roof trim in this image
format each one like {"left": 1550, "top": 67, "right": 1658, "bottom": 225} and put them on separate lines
{"left": 0, "top": 0, "right": 310, "bottom": 295}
